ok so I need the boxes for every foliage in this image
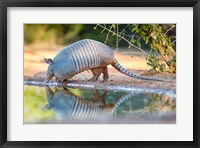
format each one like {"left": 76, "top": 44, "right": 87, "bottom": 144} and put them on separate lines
{"left": 24, "top": 24, "right": 84, "bottom": 45}
{"left": 94, "top": 24, "right": 176, "bottom": 73}
{"left": 24, "top": 24, "right": 114, "bottom": 46}
{"left": 146, "top": 52, "right": 167, "bottom": 73}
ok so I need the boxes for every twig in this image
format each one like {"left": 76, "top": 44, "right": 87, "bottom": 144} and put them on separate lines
{"left": 164, "top": 25, "right": 175, "bottom": 35}
{"left": 101, "top": 28, "right": 106, "bottom": 34}
{"left": 172, "top": 40, "right": 176, "bottom": 44}
{"left": 105, "top": 25, "right": 112, "bottom": 44}
{"left": 116, "top": 24, "right": 119, "bottom": 50}
{"left": 97, "top": 24, "right": 149, "bottom": 56}
{"left": 122, "top": 51, "right": 146, "bottom": 55}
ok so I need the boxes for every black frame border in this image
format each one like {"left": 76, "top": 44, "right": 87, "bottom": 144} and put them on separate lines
{"left": 0, "top": 0, "right": 199, "bottom": 147}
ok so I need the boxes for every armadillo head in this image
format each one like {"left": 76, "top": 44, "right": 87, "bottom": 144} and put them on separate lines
{"left": 44, "top": 58, "right": 54, "bottom": 83}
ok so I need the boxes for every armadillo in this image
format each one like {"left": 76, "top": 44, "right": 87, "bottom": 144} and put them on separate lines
{"left": 44, "top": 86, "right": 113, "bottom": 120}
{"left": 44, "top": 86, "right": 137, "bottom": 121}
{"left": 44, "top": 39, "right": 163, "bottom": 82}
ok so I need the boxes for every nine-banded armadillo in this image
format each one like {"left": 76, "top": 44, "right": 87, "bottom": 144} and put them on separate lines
{"left": 44, "top": 86, "right": 137, "bottom": 121}
{"left": 44, "top": 39, "right": 163, "bottom": 83}
{"left": 44, "top": 86, "right": 113, "bottom": 120}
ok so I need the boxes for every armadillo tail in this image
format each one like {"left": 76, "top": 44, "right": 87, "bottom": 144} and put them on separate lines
{"left": 111, "top": 58, "right": 163, "bottom": 82}
{"left": 112, "top": 92, "right": 137, "bottom": 112}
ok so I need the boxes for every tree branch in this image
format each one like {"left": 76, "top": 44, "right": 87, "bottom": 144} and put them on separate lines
{"left": 164, "top": 25, "right": 175, "bottom": 35}
{"left": 97, "top": 24, "right": 149, "bottom": 56}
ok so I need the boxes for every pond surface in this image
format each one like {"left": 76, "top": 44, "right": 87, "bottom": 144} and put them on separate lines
{"left": 24, "top": 85, "right": 176, "bottom": 124}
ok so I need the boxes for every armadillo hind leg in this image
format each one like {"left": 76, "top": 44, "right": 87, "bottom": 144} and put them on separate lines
{"left": 91, "top": 90, "right": 108, "bottom": 105}
{"left": 89, "top": 66, "right": 109, "bottom": 82}
{"left": 102, "top": 67, "right": 109, "bottom": 82}
{"left": 89, "top": 67, "right": 103, "bottom": 82}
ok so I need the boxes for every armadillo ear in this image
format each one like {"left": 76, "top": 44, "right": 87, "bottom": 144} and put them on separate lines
{"left": 44, "top": 58, "right": 53, "bottom": 64}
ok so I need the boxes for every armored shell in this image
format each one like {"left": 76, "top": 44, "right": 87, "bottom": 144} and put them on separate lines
{"left": 52, "top": 39, "right": 114, "bottom": 80}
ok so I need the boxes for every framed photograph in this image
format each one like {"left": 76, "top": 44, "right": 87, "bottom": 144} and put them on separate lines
{"left": 0, "top": 0, "right": 199, "bottom": 147}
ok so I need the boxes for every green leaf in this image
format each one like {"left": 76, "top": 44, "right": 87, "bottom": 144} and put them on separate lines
{"left": 131, "top": 36, "right": 136, "bottom": 43}
{"left": 136, "top": 40, "right": 141, "bottom": 47}
{"left": 112, "top": 24, "right": 116, "bottom": 29}
{"left": 131, "top": 25, "right": 138, "bottom": 32}
{"left": 145, "top": 37, "right": 149, "bottom": 44}
{"left": 172, "top": 24, "right": 175, "bottom": 28}
{"left": 93, "top": 26, "right": 98, "bottom": 30}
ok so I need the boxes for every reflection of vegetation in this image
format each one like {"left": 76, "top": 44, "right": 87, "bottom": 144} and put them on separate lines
{"left": 143, "top": 94, "right": 176, "bottom": 114}
{"left": 24, "top": 86, "right": 56, "bottom": 123}
{"left": 121, "top": 94, "right": 176, "bottom": 115}
{"left": 67, "top": 88, "right": 127, "bottom": 103}
{"left": 24, "top": 85, "right": 176, "bottom": 123}
{"left": 64, "top": 87, "right": 92, "bottom": 100}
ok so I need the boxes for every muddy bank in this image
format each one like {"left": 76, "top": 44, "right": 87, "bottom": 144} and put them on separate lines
{"left": 24, "top": 68, "right": 176, "bottom": 90}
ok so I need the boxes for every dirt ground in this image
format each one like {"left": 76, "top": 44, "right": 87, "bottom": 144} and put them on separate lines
{"left": 24, "top": 45, "right": 176, "bottom": 90}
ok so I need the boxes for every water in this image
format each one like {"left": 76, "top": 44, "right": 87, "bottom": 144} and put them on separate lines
{"left": 24, "top": 85, "right": 176, "bottom": 124}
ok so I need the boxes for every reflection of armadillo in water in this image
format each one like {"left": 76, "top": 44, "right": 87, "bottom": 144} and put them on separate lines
{"left": 44, "top": 86, "right": 137, "bottom": 120}
{"left": 44, "top": 39, "right": 163, "bottom": 82}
